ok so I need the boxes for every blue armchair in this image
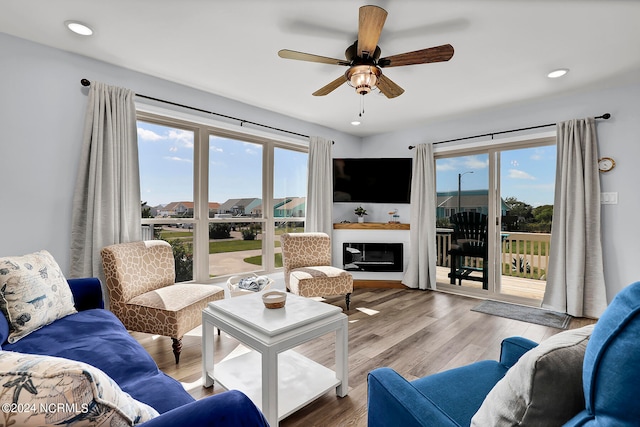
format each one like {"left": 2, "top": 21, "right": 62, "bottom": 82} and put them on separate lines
{"left": 367, "top": 336, "right": 537, "bottom": 426}
{"left": 368, "top": 281, "right": 640, "bottom": 427}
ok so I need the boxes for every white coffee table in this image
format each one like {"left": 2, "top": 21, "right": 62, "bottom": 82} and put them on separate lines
{"left": 202, "top": 292, "right": 348, "bottom": 426}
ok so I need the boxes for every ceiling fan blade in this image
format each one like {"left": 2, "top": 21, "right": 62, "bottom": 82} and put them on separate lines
{"left": 313, "top": 75, "right": 348, "bottom": 96}
{"left": 278, "top": 49, "right": 350, "bottom": 66}
{"left": 379, "top": 44, "right": 454, "bottom": 67}
{"left": 376, "top": 74, "right": 404, "bottom": 98}
{"left": 357, "top": 5, "right": 387, "bottom": 58}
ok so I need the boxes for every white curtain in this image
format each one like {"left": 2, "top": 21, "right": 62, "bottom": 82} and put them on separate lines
{"left": 402, "top": 143, "right": 437, "bottom": 290}
{"left": 305, "top": 136, "right": 333, "bottom": 234}
{"left": 542, "top": 117, "right": 607, "bottom": 318}
{"left": 70, "top": 81, "right": 141, "bottom": 278}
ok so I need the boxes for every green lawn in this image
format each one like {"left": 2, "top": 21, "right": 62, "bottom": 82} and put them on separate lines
{"left": 209, "top": 239, "right": 281, "bottom": 254}
{"left": 159, "top": 230, "right": 193, "bottom": 239}
{"left": 245, "top": 253, "right": 283, "bottom": 268}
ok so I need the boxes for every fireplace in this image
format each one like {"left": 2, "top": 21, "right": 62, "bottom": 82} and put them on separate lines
{"left": 343, "top": 243, "right": 403, "bottom": 272}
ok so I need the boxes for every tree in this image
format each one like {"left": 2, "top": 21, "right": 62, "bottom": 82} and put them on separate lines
{"left": 166, "top": 238, "right": 193, "bottom": 282}
{"left": 504, "top": 196, "right": 533, "bottom": 221}
{"left": 141, "top": 201, "right": 152, "bottom": 218}
{"left": 209, "top": 223, "right": 231, "bottom": 239}
{"left": 533, "top": 204, "right": 553, "bottom": 223}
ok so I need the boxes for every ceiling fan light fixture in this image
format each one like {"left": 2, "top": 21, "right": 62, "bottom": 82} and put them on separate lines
{"left": 347, "top": 65, "right": 381, "bottom": 95}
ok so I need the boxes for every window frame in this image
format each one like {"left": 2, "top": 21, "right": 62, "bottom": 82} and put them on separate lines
{"left": 136, "top": 108, "right": 308, "bottom": 283}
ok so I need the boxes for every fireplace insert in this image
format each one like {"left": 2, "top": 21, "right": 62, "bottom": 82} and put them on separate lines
{"left": 343, "top": 243, "right": 403, "bottom": 272}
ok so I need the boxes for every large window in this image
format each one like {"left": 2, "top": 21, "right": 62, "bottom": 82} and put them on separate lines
{"left": 137, "top": 112, "right": 308, "bottom": 283}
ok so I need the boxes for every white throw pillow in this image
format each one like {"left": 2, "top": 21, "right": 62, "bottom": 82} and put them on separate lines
{"left": 0, "top": 250, "right": 77, "bottom": 343}
{"left": 0, "top": 351, "right": 158, "bottom": 426}
{"left": 471, "top": 324, "right": 594, "bottom": 427}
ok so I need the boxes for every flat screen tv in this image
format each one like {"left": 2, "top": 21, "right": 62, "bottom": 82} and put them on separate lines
{"left": 333, "top": 158, "right": 412, "bottom": 203}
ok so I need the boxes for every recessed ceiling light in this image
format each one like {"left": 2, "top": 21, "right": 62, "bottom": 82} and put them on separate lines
{"left": 65, "top": 21, "right": 94, "bottom": 36}
{"left": 547, "top": 68, "right": 569, "bottom": 79}
{"left": 351, "top": 120, "right": 361, "bottom": 126}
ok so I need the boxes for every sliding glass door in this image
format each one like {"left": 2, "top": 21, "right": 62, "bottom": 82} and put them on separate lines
{"left": 435, "top": 137, "right": 555, "bottom": 304}
{"left": 435, "top": 153, "right": 489, "bottom": 292}
{"left": 497, "top": 145, "right": 555, "bottom": 301}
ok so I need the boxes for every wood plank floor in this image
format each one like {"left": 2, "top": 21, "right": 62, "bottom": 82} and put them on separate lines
{"left": 133, "top": 288, "right": 595, "bottom": 427}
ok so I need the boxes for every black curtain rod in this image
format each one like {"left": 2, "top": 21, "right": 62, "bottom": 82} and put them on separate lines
{"left": 80, "top": 79, "right": 311, "bottom": 139}
{"left": 408, "top": 113, "right": 611, "bottom": 150}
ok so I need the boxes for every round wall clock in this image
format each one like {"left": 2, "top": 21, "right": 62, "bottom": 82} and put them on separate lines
{"left": 598, "top": 157, "right": 616, "bottom": 173}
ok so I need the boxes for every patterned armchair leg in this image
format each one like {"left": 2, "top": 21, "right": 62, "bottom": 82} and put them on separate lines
{"left": 172, "top": 338, "right": 182, "bottom": 364}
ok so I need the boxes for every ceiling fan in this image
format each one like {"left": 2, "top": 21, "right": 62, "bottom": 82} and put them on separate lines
{"left": 278, "top": 5, "right": 454, "bottom": 98}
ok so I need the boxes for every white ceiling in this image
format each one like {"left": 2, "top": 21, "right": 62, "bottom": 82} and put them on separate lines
{"left": 3, "top": 0, "right": 640, "bottom": 137}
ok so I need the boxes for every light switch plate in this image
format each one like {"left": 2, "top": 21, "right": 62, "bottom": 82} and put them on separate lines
{"left": 601, "top": 192, "right": 618, "bottom": 204}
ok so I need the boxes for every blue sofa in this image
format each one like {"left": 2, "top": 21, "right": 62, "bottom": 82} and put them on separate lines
{"left": 1, "top": 277, "right": 269, "bottom": 426}
{"left": 368, "top": 281, "right": 640, "bottom": 427}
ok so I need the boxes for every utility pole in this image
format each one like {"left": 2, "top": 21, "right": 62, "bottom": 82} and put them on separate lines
{"left": 457, "top": 171, "right": 474, "bottom": 213}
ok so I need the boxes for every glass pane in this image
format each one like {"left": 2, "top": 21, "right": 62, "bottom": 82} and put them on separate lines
{"left": 499, "top": 146, "right": 555, "bottom": 300}
{"left": 137, "top": 121, "right": 194, "bottom": 218}
{"left": 273, "top": 147, "right": 308, "bottom": 267}
{"left": 209, "top": 136, "right": 263, "bottom": 277}
{"left": 435, "top": 154, "right": 489, "bottom": 290}
{"left": 140, "top": 224, "right": 194, "bottom": 282}
{"left": 208, "top": 222, "right": 263, "bottom": 277}
{"left": 209, "top": 136, "right": 263, "bottom": 217}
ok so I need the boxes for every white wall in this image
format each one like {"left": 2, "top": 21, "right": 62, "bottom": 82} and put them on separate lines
{"left": 362, "top": 79, "right": 640, "bottom": 301}
{"left": 0, "top": 33, "right": 361, "bottom": 274}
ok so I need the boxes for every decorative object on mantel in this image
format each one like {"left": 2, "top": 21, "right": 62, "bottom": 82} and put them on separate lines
{"left": 354, "top": 206, "right": 368, "bottom": 223}
{"left": 388, "top": 209, "right": 400, "bottom": 224}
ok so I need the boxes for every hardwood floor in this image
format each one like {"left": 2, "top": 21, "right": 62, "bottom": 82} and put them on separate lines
{"left": 133, "top": 288, "right": 595, "bottom": 427}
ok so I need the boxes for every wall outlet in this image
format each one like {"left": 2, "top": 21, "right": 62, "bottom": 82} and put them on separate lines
{"left": 601, "top": 192, "right": 618, "bottom": 204}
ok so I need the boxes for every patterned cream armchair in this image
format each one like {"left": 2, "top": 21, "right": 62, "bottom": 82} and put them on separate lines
{"left": 280, "top": 232, "right": 353, "bottom": 310}
{"left": 101, "top": 240, "right": 224, "bottom": 363}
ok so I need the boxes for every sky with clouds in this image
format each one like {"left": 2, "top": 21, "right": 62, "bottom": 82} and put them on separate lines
{"left": 436, "top": 145, "right": 556, "bottom": 207}
{"left": 137, "top": 121, "right": 307, "bottom": 207}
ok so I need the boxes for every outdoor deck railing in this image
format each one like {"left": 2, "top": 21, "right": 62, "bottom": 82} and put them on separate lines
{"left": 436, "top": 230, "right": 551, "bottom": 281}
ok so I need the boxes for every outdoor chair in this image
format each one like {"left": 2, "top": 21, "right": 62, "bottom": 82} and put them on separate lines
{"left": 448, "top": 212, "right": 489, "bottom": 289}
{"left": 280, "top": 232, "right": 353, "bottom": 310}
{"left": 101, "top": 240, "right": 225, "bottom": 363}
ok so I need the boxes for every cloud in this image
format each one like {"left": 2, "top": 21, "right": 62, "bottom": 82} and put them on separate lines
{"left": 163, "top": 156, "right": 192, "bottom": 163}
{"left": 169, "top": 146, "right": 178, "bottom": 152}
{"left": 530, "top": 148, "right": 547, "bottom": 161}
{"left": 210, "top": 145, "right": 223, "bottom": 153}
{"left": 436, "top": 162, "right": 456, "bottom": 171}
{"left": 465, "top": 156, "right": 488, "bottom": 169}
{"left": 168, "top": 129, "right": 194, "bottom": 148}
{"left": 245, "top": 148, "right": 258, "bottom": 155}
{"left": 508, "top": 169, "right": 536, "bottom": 180}
{"left": 137, "top": 127, "right": 165, "bottom": 141}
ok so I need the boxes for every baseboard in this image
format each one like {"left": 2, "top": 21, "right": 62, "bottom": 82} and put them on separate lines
{"left": 353, "top": 279, "right": 408, "bottom": 289}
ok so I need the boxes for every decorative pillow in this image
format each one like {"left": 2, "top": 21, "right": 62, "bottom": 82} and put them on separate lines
{"left": 0, "top": 351, "right": 158, "bottom": 426}
{"left": 471, "top": 324, "right": 594, "bottom": 427}
{"left": 0, "top": 250, "right": 77, "bottom": 343}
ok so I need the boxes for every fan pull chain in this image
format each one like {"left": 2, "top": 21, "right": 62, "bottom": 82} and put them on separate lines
{"left": 359, "top": 94, "right": 365, "bottom": 117}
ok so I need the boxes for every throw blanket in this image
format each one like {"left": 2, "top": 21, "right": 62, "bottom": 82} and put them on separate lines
{"left": 238, "top": 276, "right": 270, "bottom": 292}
